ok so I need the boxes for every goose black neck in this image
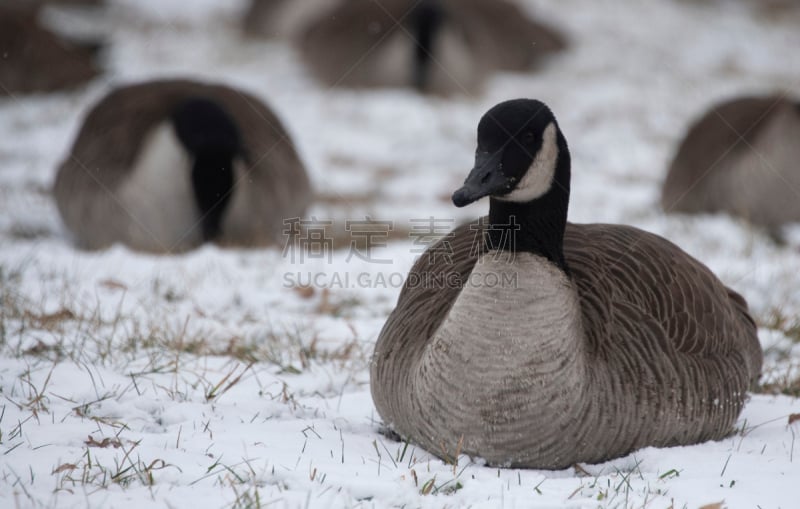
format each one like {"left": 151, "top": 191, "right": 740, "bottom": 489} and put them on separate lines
{"left": 171, "top": 97, "right": 242, "bottom": 242}
{"left": 487, "top": 141, "right": 571, "bottom": 273}
{"left": 191, "top": 153, "right": 235, "bottom": 241}
{"left": 411, "top": 0, "right": 444, "bottom": 91}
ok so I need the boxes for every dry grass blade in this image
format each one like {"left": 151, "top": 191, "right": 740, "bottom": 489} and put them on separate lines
{"left": 205, "top": 362, "right": 254, "bottom": 402}
{"left": 420, "top": 476, "right": 436, "bottom": 496}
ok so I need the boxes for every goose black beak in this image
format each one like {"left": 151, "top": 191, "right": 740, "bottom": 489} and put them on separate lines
{"left": 452, "top": 149, "right": 507, "bottom": 207}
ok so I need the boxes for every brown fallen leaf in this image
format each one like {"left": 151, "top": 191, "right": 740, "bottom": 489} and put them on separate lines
{"left": 85, "top": 435, "right": 122, "bottom": 448}
{"left": 52, "top": 463, "right": 78, "bottom": 474}
{"left": 293, "top": 285, "right": 315, "bottom": 299}
{"left": 789, "top": 413, "right": 800, "bottom": 425}
{"left": 24, "top": 309, "right": 75, "bottom": 329}
{"left": 698, "top": 502, "right": 725, "bottom": 509}
{"left": 99, "top": 279, "right": 127, "bottom": 291}
{"left": 573, "top": 463, "right": 592, "bottom": 477}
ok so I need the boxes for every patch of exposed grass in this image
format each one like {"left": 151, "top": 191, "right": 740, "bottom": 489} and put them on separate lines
{"left": 753, "top": 306, "right": 800, "bottom": 395}
{"left": 148, "top": 323, "right": 367, "bottom": 376}
{"left": 2, "top": 270, "right": 364, "bottom": 381}
{"left": 229, "top": 484, "right": 264, "bottom": 509}
{"left": 762, "top": 307, "right": 800, "bottom": 343}
{"left": 54, "top": 439, "right": 179, "bottom": 491}
{"left": 760, "top": 376, "right": 800, "bottom": 397}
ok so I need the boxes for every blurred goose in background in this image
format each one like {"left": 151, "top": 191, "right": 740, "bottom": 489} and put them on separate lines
{"left": 0, "top": 2, "right": 102, "bottom": 96}
{"left": 371, "top": 99, "right": 762, "bottom": 469}
{"left": 661, "top": 95, "right": 800, "bottom": 237}
{"left": 54, "top": 79, "right": 312, "bottom": 253}
{"left": 246, "top": 0, "right": 566, "bottom": 95}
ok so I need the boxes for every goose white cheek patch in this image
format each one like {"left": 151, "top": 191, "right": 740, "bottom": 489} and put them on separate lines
{"left": 499, "top": 122, "right": 559, "bottom": 203}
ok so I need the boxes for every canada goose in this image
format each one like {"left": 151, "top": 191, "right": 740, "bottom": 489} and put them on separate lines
{"left": 661, "top": 95, "right": 800, "bottom": 234}
{"left": 0, "top": 4, "right": 100, "bottom": 96}
{"left": 292, "top": 0, "right": 565, "bottom": 95}
{"left": 54, "top": 79, "right": 312, "bottom": 253}
{"left": 371, "top": 99, "right": 762, "bottom": 469}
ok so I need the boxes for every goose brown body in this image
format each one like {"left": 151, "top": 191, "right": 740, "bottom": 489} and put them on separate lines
{"left": 371, "top": 99, "right": 762, "bottom": 469}
{"left": 295, "top": 0, "right": 565, "bottom": 95}
{"left": 54, "top": 79, "right": 311, "bottom": 252}
{"left": 372, "top": 221, "right": 761, "bottom": 468}
{"left": 662, "top": 95, "right": 800, "bottom": 230}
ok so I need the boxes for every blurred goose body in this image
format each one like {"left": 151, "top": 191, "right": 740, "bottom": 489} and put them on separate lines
{"left": 247, "top": 0, "right": 565, "bottom": 95}
{"left": 0, "top": 4, "right": 100, "bottom": 95}
{"left": 662, "top": 95, "right": 800, "bottom": 232}
{"left": 54, "top": 79, "right": 311, "bottom": 252}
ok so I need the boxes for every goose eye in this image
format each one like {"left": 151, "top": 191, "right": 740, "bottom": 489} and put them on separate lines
{"left": 523, "top": 132, "right": 535, "bottom": 143}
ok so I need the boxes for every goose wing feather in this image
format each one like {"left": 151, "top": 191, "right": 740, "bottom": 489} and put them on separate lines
{"left": 563, "top": 223, "right": 761, "bottom": 385}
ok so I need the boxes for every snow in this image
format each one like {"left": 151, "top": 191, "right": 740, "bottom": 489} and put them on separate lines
{"left": 1, "top": 0, "right": 800, "bottom": 508}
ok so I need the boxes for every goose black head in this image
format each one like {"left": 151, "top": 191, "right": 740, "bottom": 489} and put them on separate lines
{"left": 452, "top": 99, "right": 568, "bottom": 207}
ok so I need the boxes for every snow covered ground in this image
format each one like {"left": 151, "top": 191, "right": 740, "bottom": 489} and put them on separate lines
{"left": 1, "top": 0, "right": 800, "bottom": 507}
